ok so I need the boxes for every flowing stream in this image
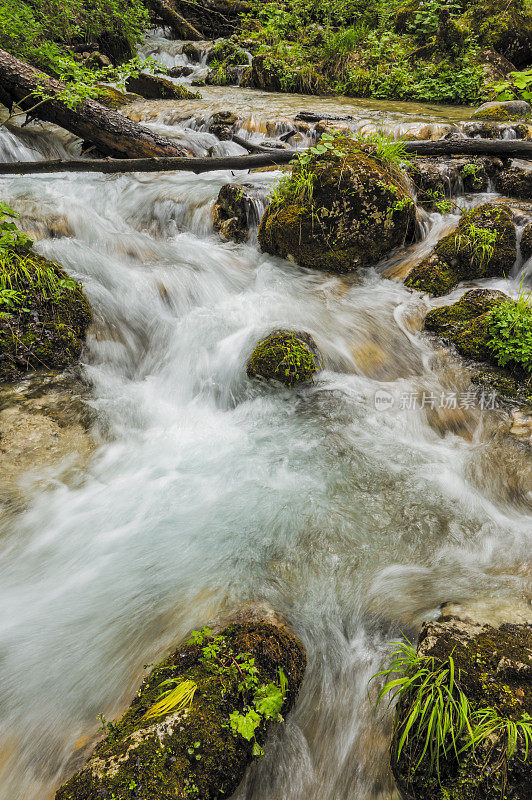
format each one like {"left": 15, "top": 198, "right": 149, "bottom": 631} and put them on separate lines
{"left": 0, "top": 32, "right": 531, "bottom": 800}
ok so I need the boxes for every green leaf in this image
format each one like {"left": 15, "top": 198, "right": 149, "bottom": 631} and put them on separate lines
{"left": 253, "top": 684, "right": 284, "bottom": 719}
{"left": 229, "top": 709, "right": 261, "bottom": 740}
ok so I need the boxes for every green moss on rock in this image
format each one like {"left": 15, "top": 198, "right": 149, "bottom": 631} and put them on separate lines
{"left": 494, "top": 167, "right": 532, "bottom": 199}
{"left": 405, "top": 203, "right": 516, "bottom": 296}
{"left": 391, "top": 619, "right": 532, "bottom": 800}
{"left": 55, "top": 619, "right": 307, "bottom": 800}
{"left": 424, "top": 288, "right": 532, "bottom": 402}
{"left": 125, "top": 73, "right": 201, "bottom": 100}
{"left": 247, "top": 330, "right": 322, "bottom": 387}
{"left": 0, "top": 252, "right": 91, "bottom": 383}
{"left": 259, "top": 137, "right": 416, "bottom": 272}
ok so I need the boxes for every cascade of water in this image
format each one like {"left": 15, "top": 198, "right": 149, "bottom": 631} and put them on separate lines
{"left": 0, "top": 46, "right": 530, "bottom": 800}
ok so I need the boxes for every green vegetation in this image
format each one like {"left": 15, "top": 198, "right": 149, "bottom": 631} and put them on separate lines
{"left": 238, "top": 0, "right": 487, "bottom": 104}
{"left": 488, "top": 285, "right": 532, "bottom": 374}
{"left": 0, "top": 204, "right": 91, "bottom": 382}
{"left": 454, "top": 223, "right": 498, "bottom": 270}
{"left": 376, "top": 638, "right": 532, "bottom": 783}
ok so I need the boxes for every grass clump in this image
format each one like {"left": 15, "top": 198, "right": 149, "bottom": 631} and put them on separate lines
{"left": 454, "top": 224, "right": 498, "bottom": 271}
{"left": 487, "top": 285, "right": 532, "bottom": 374}
{"left": 374, "top": 638, "right": 532, "bottom": 784}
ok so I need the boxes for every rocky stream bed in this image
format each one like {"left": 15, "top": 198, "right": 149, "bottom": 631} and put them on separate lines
{"left": 0, "top": 27, "right": 531, "bottom": 800}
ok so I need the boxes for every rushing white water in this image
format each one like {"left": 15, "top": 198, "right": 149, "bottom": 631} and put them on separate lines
{"left": 0, "top": 72, "right": 531, "bottom": 800}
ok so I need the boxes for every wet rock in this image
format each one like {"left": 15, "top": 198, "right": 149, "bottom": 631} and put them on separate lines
{"left": 508, "top": 409, "right": 532, "bottom": 443}
{"left": 125, "top": 73, "right": 201, "bottom": 100}
{"left": 494, "top": 167, "right": 532, "bottom": 198}
{"left": 258, "top": 134, "right": 416, "bottom": 272}
{"left": 84, "top": 51, "right": 112, "bottom": 69}
{"left": 473, "top": 48, "right": 517, "bottom": 83}
{"left": 247, "top": 330, "right": 322, "bottom": 387}
{"left": 424, "top": 288, "right": 531, "bottom": 403}
{"left": 208, "top": 110, "right": 239, "bottom": 140}
{"left": 391, "top": 618, "right": 532, "bottom": 800}
{"left": 167, "top": 66, "right": 193, "bottom": 78}
{"left": 407, "top": 157, "right": 495, "bottom": 204}
{"left": 0, "top": 373, "right": 94, "bottom": 511}
{"left": 520, "top": 221, "right": 532, "bottom": 259}
{"left": 55, "top": 609, "right": 306, "bottom": 800}
{"left": 95, "top": 85, "right": 141, "bottom": 110}
{"left": 472, "top": 99, "right": 531, "bottom": 121}
{"left": 462, "top": 120, "right": 531, "bottom": 139}
{"left": 206, "top": 65, "right": 242, "bottom": 86}
{"left": 405, "top": 203, "right": 516, "bottom": 296}
{"left": 213, "top": 183, "right": 263, "bottom": 243}
{"left": 182, "top": 43, "right": 202, "bottom": 63}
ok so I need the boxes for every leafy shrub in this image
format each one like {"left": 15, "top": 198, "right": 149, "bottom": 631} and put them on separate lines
{"left": 488, "top": 288, "right": 532, "bottom": 374}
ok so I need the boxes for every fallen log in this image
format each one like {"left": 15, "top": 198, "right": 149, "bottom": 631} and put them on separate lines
{"left": 403, "top": 139, "right": 532, "bottom": 157}
{"left": 0, "top": 151, "right": 295, "bottom": 174}
{"left": 145, "top": 0, "right": 203, "bottom": 40}
{"left": 1, "top": 138, "right": 532, "bottom": 176}
{"left": 0, "top": 48, "right": 188, "bottom": 158}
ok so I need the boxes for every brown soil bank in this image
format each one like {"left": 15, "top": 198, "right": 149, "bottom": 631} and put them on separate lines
{"left": 55, "top": 611, "right": 306, "bottom": 800}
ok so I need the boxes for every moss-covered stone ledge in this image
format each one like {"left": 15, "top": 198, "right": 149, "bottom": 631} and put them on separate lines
{"left": 405, "top": 203, "right": 516, "bottom": 296}
{"left": 258, "top": 135, "right": 416, "bottom": 272}
{"left": 55, "top": 614, "right": 307, "bottom": 800}
{"left": 424, "top": 289, "right": 532, "bottom": 403}
{"left": 247, "top": 329, "right": 323, "bottom": 387}
{"left": 391, "top": 619, "right": 532, "bottom": 800}
{"left": 0, "top": 251, "right": 91, "bottom": 383}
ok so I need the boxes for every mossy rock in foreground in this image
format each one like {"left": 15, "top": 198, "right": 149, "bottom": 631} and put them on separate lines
{"left": 392, "top": 619, "right": 532, "bottom": 800}
{"left": 424, "top": 288, "right": 532, "bottom": 403}
{"left": 55, "top": 617, "right": 307, "bottom": 800}
{"left": 405, "top": 203, "right": 516, "bottom": 297}
{"left": 258, "top": 137, "right": 416, "bottom": 272}
{"left": 0, "top": 253, "right": 91, "bottom": 383}
{"left": 247, "top": 330, "right": 322, "bottom": 387}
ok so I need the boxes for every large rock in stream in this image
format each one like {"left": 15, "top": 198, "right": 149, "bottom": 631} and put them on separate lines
{"left": 424, "top": 288, "right": 532, "bottom": 403}
{"left": 258, "top": 135, "right": 416, "bottom": 272}
{"left": 405, "top": 203, "right": 516, "bottom": 296}
{"left": 246, "top": 329, "right": 323, "bottom": 387}
{"left": 55, "top": 608, "right": 306, "bottom": 800}
{"left": 391, "top": 618, "right": 532, "bottom": 800}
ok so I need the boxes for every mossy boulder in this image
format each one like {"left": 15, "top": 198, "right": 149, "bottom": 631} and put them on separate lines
{"left": 494, "top": 166, "right": 532, "bottom": 198}
{"left": 258, "top": 138, "right": 416, "bottom": 272}
{"left": 472, "top": 100, "right": 531, "bottom": 121}
{"left": 391, "top": 618, "right": 532, "bottom": 800}
{"left": 55, "top": 613, "right": 306, "bottom": 800}
{"left": 407, "top": 158, "right": 494, "bottom": 205}
{"left": 460, "top": 0, "right": 532, "bottom": 68}
{"left": 246, "top": 330, "right": 322, "bottom": 387}
{"left": 405, "top": 203, "right": 516, "bottom": 296}
{"left": 125, "top": 73, "right": 201, "bottom": 100}
{"left": 424, "top": 288, "right": 532, "bottom": 402}
{"left": 0, "top": 252, "right": 91, "bottom": 383}
{"left": 521, "top": 221, "right": 532, "bottom": 260}
{"left": 436, "top": 9, "right": 468, "bottom": 57}
{"left": 206, "top": 40, "right": 249, "bottom": 67}
{"left": 95, "top": 85, "right": 141, "bottom": 110}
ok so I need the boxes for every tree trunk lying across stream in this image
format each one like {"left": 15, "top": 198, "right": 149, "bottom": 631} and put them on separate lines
{"left": 1, "top": 138, "right": 532, "bottom": 175}
{"left": 0, "top": 48, "right": 189, "bottom": 159}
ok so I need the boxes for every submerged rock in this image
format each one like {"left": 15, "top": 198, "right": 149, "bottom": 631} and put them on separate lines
{"left": 472, "top": 99, "right": 531, "bottom": 121}
{"left": 391, "top": 618, "right": 532, "bottom": 800}
{"left": 125, "top": 73, "right": 201, "bottom": 100}
{"left": 258, "top": 135, "right": 416, "bottom": 272}
{"left": 55, "top": 611, "right": 306, "bottom": 800}
{"left": 246, "top": 330, "right": 322, "bottom": 387}
{"left": 424, "top": 288, "right": 532, "bottom": 402}
{"left": 405, "top": 203, "right": 516, "bottom": 296}
{"left": 208, "top": 110, "right": 239, "bottom": 140}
